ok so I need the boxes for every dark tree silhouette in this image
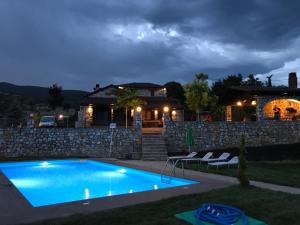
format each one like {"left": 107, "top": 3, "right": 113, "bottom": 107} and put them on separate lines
{"left": 266, "top": 75, "right": 273, "bottom": 87}
{"left": 237, "top": 135, "right": 250, "bottom": 187}
{"left": 243, "top": 74, "right": 264, "bottom": 87}
{"left": 48, "top": 83, "right": 64, "bottom": 109}
{"left": 164, "top": 81, "right": 186, "bottom": 104}
{"left": 211, "top": 74, "right": 243, "bottom": 99}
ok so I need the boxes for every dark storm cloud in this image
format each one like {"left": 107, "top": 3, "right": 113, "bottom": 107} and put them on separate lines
{"left": 0, "top": 0, "right": 299, "bottom": 90}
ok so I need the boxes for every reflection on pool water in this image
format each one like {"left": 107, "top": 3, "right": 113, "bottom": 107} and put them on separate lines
{"left": 0, "top": 160, "right": 198, "bottom": 207}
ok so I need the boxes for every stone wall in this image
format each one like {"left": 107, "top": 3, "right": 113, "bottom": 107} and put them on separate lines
{"left": 0, "top": 128, "right": 141, "bottom": 158}
{"left": 165, "top": 121, "right": 300, "bottom": 152}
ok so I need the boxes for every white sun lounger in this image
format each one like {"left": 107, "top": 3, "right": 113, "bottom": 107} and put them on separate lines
{"left": 167, "top": 152, "right": 198, "bottom": 160}
{"left": 207, "top": 156, "right": 239, "bottom": 169}
{"left": 200, "top": 152, "right": 230, "bottom": 163}
{"left": 181, "top": 152, "right": 213, "bottom": 164}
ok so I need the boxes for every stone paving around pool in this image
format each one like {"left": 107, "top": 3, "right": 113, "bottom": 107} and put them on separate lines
{"left": 1, "top": 159, "right": 299, "bottom": 225}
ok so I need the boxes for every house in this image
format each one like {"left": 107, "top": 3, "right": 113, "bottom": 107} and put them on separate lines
{"left": 76, "top": 82, "right": 184, "bottom": 128}
{"left": 221, "top": 72, "right": 300, "bottom": 121}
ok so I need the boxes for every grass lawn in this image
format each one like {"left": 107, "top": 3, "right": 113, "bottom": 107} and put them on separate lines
{"left": 26, "top": 186, "right": 300, "bottom": 225}
{"left": 182, "top": 161, "right": 300, "bottom": 188}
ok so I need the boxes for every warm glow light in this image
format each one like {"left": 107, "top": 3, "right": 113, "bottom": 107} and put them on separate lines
{"left": 131, "top": 109, "right": 134, "bottom": 117}
{"left": 163, "top": 106, "right": 169, "bottom": 112}
{"left": 251, "top": 100, "right": 257, "bottom": 106}
{"left": 172, "top": 110, "right": 176, "bottom": 116}
{"left": 58, "top": 114, "right": 64, "bottom": 120}
{"left": 154, "top": 110, "right": 158, "bottom": 115}
{"left": 136, "top": 106, "right": 142, "bottom": 112}
{"left": 236, "top": 101, "right": 243, "bottom": 107}
{"left": 87, "top": 105, "right": 93, "bottom": 113}
{"left": 118, "top": 86, "right": 124, "bottom": 89}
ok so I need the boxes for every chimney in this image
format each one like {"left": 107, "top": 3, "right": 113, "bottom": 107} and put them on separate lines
{"left": 288, "top": 72, "right": 298, "bottom": 89}
{"left": 93, "top": 84, "right": 100, "bottom": 91}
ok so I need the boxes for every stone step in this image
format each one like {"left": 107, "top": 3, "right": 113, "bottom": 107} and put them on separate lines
{"left": 143, "top": 149, "right": 167, "bottom": 153}
{"left": 142, "top": 136, "right": 165, "bottom": 140}
{"left": 143, "top": 145, "right": 166, "bottom": 148}
{"left": 142, "top": 139, "right": 165, "bottom": 143}
{"left": 142, "top": 152, "right": 167, "bottom": 156}
{"left": 142, "top": 134, "right": 167, "bottom": 161}
{"left": 142, "top": 138, "right": 165, "bottom": 141}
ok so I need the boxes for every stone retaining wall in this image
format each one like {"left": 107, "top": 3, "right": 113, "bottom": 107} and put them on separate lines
{"left": 165, "top": 121, "right": 300, "bottom": 152}
{"left": 0, "top": 128, "right": 141, "bottom": 158}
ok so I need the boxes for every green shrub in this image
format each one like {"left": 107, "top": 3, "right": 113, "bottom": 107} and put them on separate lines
{"left": 237, "top": 135, "right": 250, "bottom": 186}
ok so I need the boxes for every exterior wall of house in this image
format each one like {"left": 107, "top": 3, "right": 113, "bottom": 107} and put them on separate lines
{"left": 0, "top": 128, "right": 142, "bottom": 159}
{"left": 164, "top": 120, "right": 300, "bottom": 152}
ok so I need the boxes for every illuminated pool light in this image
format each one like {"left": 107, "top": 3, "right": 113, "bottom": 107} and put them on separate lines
{"left": 117, "top": 169, "right": 126, "bottom": 173}
{"left": 154, "top": 184, "right": 158, "bottom": 190}
{"left": 84, "top": 188, "right": 90, "bottom": 200}
{"left": 40, "top": 161, "right": 49, "bottom": 167}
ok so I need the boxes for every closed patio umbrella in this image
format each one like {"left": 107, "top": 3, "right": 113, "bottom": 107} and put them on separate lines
{"left": 185, "top": 124, "right": 194, "bottom": 153}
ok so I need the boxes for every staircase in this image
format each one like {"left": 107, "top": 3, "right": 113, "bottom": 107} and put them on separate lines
{"left": 142, "top": 135, "right": 168, "bottom": 161}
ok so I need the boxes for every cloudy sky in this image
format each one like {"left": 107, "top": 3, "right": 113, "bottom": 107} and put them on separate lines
{"left": 1, "top": 0, "right": 300, "bottom": 90}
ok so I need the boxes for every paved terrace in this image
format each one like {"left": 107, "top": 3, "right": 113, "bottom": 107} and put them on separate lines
{"left": 0, "top": 159, "right": 299, "bottom": 225}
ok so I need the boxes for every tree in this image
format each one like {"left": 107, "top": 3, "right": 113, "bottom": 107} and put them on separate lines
{"left": 237, "top": 135, "right": 250, "bottom": 187}
{"left": 164, "top": 81, "right": 186, "bottom": 104}
{"left": 211, "top": 74, "right": 243, "bottom": 99}
{"left": 113, "top": 88, "right": 145, "bottom": 128}
{"left": 48, "top": 84, "right": 64, "bottom": 109}
{"left": 184, "top": 73, "right": 210, "bottom": 121}
{"left": 242, "top": 74, "right": 263, "bottom": 87}
{"left": 0, "top": 93, "right": 31, "bottom": 127}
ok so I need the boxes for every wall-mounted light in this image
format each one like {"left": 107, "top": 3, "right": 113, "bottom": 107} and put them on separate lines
{"left": 163, "top": 106, "right": 169, "bottom": 113}
{"left": 58, "top": 114, "right": 64, "bottom": 120}
{"left": 154, "top": 110, "right": 158, "bottom": 115}
{"left": 251, "top": 100, "right": 257, "bottom": 106}
{"left": 87, "top": 105, "right": 93, "bottom": 113}
{"left": 136, "top": 106, "right": 142, "bottom": 112}
{"left": 236, "top": 101, "right": 243, "bottom": 107}
{"left": 172, "top": 110, "right": 176, "bottom": 116}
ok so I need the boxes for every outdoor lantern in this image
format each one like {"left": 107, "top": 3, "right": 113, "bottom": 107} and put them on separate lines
{"left": 172, "top": 110, "right": 176, "bottom": 116}
{"left": 251, "top": 100, "right": 257, "bottom": 106}
{"left": 87, "top": 105, "right": 93, "bottom": 113}
{"left": 163, "top": 106, "right": 169, "bottom": 113}
{"left": 58, "top": 114, "right": 64, "bottom": 120}
{"left": 236, "top": 101, "right": 243, "bottom": 107}
{"left": 136, "top": 106, "right": 142, "bottom": 112}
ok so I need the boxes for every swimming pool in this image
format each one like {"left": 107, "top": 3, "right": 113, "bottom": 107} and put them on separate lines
{"left": 0, "top": 160, "right": 198, "bottom": 207}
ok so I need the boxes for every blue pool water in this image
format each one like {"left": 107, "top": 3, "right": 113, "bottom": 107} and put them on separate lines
{"left": 0, "top": 160, "right": 198, "bottom": 207}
